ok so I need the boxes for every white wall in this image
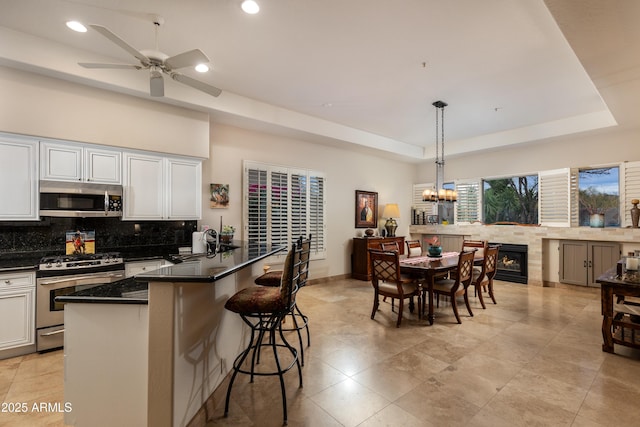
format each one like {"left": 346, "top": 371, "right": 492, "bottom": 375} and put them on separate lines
{"left": 0, "top": 66, "right": 209, "bottom": 157}
{"left": 200, "top": 123, "right": 418, "bottom": 279}
{"left": 418, "top": 126, "right": 640, "bottom": 183}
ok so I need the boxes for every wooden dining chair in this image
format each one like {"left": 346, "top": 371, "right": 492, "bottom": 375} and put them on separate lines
{"left": 379, "top": 241, "right": 400, "bottom": 305}
{"left": 470, "top": 245, "right": 499, "bottom": 309}
{"left": 369, "top": 249, "right": 421, "bottom": 327}
{"left": 405, "top": 240, "right": 422, "bottom": 257}
{"left": 381, "top": 242, "right": 400, "bottom": 251}
{"left": 432, "top": 250, "right": 475, "bottom": 324}
{"left": 462, "top": 239, "right": 488, "bottom": 259}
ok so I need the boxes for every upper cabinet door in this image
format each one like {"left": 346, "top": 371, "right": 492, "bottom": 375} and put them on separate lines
{"left": 41, "top": 141, "right": 122, "bottom": 184}
{"left": 122, "top": 152, "right": 164, "bottom": 220}
{"left": 0, "top": 137, "right": 39, "bottom": 220}
{"left": 85, "top": 147, "right": 121, "bottom": 184}
{"left": 166, "top": 158, "right": 202, "bottom": 220}
{"left": 40, "top": 141, "right": 82, "bottom": 182}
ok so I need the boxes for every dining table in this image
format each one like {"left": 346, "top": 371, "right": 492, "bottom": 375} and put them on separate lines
{"left": 400, "top": 250, "right": 484, "bottom": 325}
{"left": 399, "top": 251, "right": 463, "bottom": 325}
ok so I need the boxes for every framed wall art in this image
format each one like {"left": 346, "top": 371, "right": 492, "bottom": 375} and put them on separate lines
{"left": 210, "top": 183, "right": 229, "bottom": 208}
{"left": 355, "top": 190, "right": 378, "bottom": 228}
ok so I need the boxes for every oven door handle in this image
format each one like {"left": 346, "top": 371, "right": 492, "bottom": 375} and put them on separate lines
{"left": 37, "top": 272, "right": 125, "bottom": 286}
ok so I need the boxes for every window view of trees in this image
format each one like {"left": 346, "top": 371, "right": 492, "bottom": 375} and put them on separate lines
{"left": 579, "top": 167, "right": 619, "bottom": 227}
{"left": 483, "top": 175, "right": 538, "bottom": 224}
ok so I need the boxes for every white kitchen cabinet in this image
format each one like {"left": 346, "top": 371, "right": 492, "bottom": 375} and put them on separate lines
{"left": 166, "top": 157, "right": 202, "bottom": 220}
{"left": 0, "top": 136, "right": 39, "bottom": 221}
{"left": 123, "top": 152, "right": 201, "bottom": 220}
{"left": 0, "top": 271, "right": 36, "bottom": 353}
{"left": 41, "top": 141, "right": 121, "bottom": 184}
{"left": 84, "top": 147, "right": 121, "bottom": 183}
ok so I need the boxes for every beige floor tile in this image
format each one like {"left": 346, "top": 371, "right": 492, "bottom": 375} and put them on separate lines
{"left": 383, "top": 347, "right": 450, "bottom": 381}
{"left": 394, "top": 380, "right": 482, "bottom": 426}
{"left": 309, "top": 378, "right": 390, "bottom": 427}
{"left": 523, "top": 353, "right": 599, "bottom": 389}
{"left": 357, "top": 403, "right": 432, "bottom": 427}
{"left": 502, "top": 370, "right": 588, "bottom": 413}
{"left": 352, "top": 362, "right": 423, "bottom": 401}
{"left": 480, "top": 385, "right": 576, "bottom": 426}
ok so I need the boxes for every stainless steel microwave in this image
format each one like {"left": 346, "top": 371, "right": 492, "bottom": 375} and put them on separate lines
{"left": 39, "top": 181, "right": 123, "bottom": 217}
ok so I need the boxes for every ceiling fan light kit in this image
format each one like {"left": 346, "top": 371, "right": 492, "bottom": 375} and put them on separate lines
{"left": 241, "top": 0, "right": 260, "bottom": 14}
{"left": 77, "top": 18, "right": 222, "bottom": 98}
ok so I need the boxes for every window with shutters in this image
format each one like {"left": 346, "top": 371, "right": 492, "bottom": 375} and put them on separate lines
{"left": 244, "top": 161, "right": 326, "bottom": 259}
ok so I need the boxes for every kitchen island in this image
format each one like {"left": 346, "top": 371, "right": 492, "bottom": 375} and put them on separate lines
{"left": 58, "top": 241, "right": 285, "bottom": 427}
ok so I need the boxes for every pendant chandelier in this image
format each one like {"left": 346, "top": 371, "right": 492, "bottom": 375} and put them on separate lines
{"left": 422, "top": 100, "right": 457, "bottom": 203}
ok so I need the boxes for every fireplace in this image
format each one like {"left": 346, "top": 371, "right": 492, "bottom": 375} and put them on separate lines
{"left": 490, "top": 243, "right": 528, "bottom": 284}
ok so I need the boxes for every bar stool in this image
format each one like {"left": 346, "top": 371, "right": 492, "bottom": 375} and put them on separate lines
{"left": 223, "top": 242, "right": 303, "bottom": 425}
{"left": 254, "top": 234, "right": 312, "bottom": 365}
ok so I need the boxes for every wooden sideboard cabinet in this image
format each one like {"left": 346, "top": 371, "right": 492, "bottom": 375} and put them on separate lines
{"left": 352, "top": 236, "right": 405, "bottom": 281}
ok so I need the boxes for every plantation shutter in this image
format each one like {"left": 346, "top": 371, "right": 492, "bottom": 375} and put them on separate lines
{"left": 244, "top": 161, "right": 326, "bottom": 260}
{"left": 270, "top": 168, "right": 289, "bottom": 248}
{"left": 244, "top": 163, "right": 267, "bottom": 244}
{"left": 454, "top": 180, "right": 481, "bottom": 224}
{"left": 538, "top": 168, "right": 578, "bottom": 227}
{"left": 309, "top": 172, "right": 326, "bottom": 256}
{"left": 290, "top": 169, "right": 307, "bottom": 242}
{"left": 621, "top": 161, "right": 640, "bottom": 227}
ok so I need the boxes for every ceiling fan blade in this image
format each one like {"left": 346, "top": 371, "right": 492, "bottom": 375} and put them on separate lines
{"left": 171, "top": 73, "right": 222, "bottom": 97}
{"left": 89, "top": 24, "right": 150, "bottom": 66}
{"left": 79, "top": 62, "right": 141, "bottom": 70}
{"left": 164, "top": 49, "right": 209, "bottom": 70}
{"left": 150, "top": 72, "right": 164, "bottom": 97}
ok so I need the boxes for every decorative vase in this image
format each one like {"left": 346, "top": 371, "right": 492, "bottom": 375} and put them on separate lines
{"left": 428, "top": 246, "right": 442, "bottom": 257}
{"left": 589, "top": 213, "right": 605, "bottom": 228}
{"left": 220, "top": 234, "right": 233, "bottom": 244}
{"left": 631, "top": 199, "right": 640, "bottom": 229}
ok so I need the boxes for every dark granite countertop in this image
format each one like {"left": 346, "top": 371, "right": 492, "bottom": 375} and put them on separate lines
{"left": 56, "top": 277, "right": 149, "bottom": 305}
{"left": 136, "top": 241, "right": 286, "bottom": 282}
{"left": 55, "top": 241, "right": 286, "bottom": 304}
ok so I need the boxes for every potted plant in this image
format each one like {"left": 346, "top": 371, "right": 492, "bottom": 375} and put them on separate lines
{"left": 426, "top": 236, "right": 442, "bottom": 257}
{"left": 220, "top": 225, "right": 235, "bottom": 243}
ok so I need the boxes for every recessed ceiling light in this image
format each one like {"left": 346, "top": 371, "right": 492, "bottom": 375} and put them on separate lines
{"left": 195, "top": 64, "right": 209, "bottom": 73}
{"left": 66, "top": 21, "right": 87, "bottom": 33}
{"left": 241, "top": 0, "right": 260, "bottom": 14}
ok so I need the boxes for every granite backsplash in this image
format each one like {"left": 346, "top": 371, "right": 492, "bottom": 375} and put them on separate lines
{"left": 0, "top": 217, "right": 198, "bottom": 265}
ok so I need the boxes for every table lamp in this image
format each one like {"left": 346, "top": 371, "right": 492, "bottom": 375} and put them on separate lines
{"left": 382, "top": 203, "right": 400, "bottom": 237}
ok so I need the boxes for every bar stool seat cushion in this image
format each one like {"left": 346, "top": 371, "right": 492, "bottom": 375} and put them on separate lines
{"left": 254, "top": 270, "right": 283, "bottom": 287}
{"left": 224, "top": 286, "right": 285, "bottom": 314}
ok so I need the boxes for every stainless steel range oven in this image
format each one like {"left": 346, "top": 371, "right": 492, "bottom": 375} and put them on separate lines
{"left": 36, "top": 252, "right": 125, "bottom": 352}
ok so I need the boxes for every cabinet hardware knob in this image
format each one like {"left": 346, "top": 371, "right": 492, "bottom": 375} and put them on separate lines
{"left": 4, "top": 280, "right": 10, "bottom": 284}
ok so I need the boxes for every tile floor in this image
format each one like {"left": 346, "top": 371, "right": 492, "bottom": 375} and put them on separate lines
{"left": 1, "top": 278, "right": 640, "bottom": 426}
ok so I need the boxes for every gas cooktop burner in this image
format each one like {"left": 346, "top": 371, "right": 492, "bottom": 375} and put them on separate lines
{"left": 38, "top": 252, "right": 124, "bottom": 272}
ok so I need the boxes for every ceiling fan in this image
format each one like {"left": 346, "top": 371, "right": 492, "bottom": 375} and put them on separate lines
{"left": 79, "top": 16, "right": 221, "bottom": 98}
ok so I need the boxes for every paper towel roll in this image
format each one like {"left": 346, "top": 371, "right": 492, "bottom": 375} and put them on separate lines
{"left": 192, "top": 231, "right": 207, "bottom": 254}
